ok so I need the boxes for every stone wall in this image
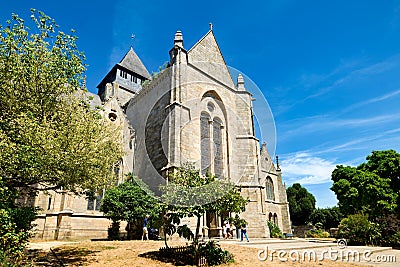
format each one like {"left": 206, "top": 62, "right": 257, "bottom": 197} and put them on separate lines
{"left": 293, "top": 225, "right": 315, "bottom": 238}
{"left": 33, "top": 213, "right": 113, "bottom": 240}
{"left": 126, "top": 68, "right": 172, "bottom": 193}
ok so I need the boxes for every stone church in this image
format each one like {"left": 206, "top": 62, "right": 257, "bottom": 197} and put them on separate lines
{"left": 32, "top": 28, "right": 291, "bottom": 240}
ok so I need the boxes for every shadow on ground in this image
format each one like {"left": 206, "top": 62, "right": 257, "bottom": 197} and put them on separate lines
{"left": 139, "top": 250, "right": 195, "bottom": 266}
{"left": 28, "top": 247, "right": 99, "bottom": 266}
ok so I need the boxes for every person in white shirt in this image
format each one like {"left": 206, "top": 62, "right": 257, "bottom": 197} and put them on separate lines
{"left": 223, "top": 222, "right": 227, "bottom": 239}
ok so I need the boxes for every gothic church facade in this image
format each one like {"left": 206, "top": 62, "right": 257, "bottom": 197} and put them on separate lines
{"left": 33, "top": 28, "right": 291, "bottom": 239}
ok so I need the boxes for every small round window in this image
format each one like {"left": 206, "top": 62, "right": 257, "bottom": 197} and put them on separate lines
{"left": 109, "top": 113, "right": 117, "bottom": 121}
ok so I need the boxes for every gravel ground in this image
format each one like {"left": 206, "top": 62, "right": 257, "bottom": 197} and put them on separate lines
{"left": 28, "top": 239, "right": 377, "bottom": 266}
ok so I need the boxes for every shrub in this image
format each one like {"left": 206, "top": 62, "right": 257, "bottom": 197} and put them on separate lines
{"left": 376, "top": 214, "right": 400, "bottom": 247}
{"left": 338, "top": 213, "right": 380, "bottom": 245}
{"left": 0, "top": 209, "right": 32, "bottom": 266}
{"left": 0, "top": 178, "right": 37, "bottom": 266}
{"left": 198, "top": 240, "right": 234, "bottom": 265}
{"left": 321, "top": 231, "right": 330, "bottom": 238}
{"left": 107, "top": 221, "right": 120, "bottom": 240}
{"left": 389, "top": 231, "right": 400, "bottom": 248}
{"left": 267, "top": 221, "right": 283, "bottom": 238}
{"left": 305, "top": 229, "right": 330, "bottom": 238}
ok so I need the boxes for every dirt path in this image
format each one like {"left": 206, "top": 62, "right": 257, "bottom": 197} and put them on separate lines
{"left": 29, "top": 240, "right": 367, "bottom": 267}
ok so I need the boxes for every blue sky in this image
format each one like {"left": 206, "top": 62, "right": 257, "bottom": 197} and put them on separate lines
{"left": 2, "top": 0, "right": 400, "bottom": 208}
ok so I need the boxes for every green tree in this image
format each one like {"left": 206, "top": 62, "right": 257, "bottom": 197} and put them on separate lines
{"left": 286, "top": 183, "right": 316, "bottom": 225}
{"left": 0, "top": 10, "right": 122, "bottom": 264}
{"left": 360, "top": 150, "right": 400, "bottom": 214}
{"left": 100, "top": 174, "right": 161, "bottom": 239}
{"left": 361, "top": 150, "right": 400, "bottom": 192}
{"left": 0, "top": 10, "right": 123, "bottom": 194}
{"left": 309, "top": 207, "right": 342, "bottom": 230}
{"left": 331, "top": 150, "right": 400, "bottom": 247}
{"left": 159, "top": 163, "right": 248, "bottom": 248}
{"left": 331, "top": 152, "right": 398, "bottom": 218}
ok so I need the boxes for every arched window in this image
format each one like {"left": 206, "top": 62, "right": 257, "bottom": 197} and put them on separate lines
{"left": 114, "top": 160, "right": 122, "bottom": 185}
{"left": 201, "top": 112, "right": 211, "bottom": 175}
{"left": 87, "top": 192, "right": 103, "bottom": 211}
{"left": 129, "top": 139, "right": 133, "bottom": 150}
{"left": 273, "top": 213, "right": 278, "bottom": 224}
{"left": 266, "top": 177, "right": 275, "bottom": 201}
{"left": 200, "top": 91, "right": 226, "bottom": 178}
{"left": 268, "top": 212, "right": 273, "bottom": 221}
{"left": 213, "top": 118, "right": 223, "bottom": 178}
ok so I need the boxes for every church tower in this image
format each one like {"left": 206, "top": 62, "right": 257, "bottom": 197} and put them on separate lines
{"left": 97, "top": 47, "right": 151, "bottom": 107}
{"left": 95, "top": 46, "right": 152, "bottom": 184}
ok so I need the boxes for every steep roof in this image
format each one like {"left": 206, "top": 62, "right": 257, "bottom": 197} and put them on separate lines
{"left": 118, "top": 47, "right": 151, "bottom": 80}
{"left": 187, "top": 30, "right": 235, "bottom": 89}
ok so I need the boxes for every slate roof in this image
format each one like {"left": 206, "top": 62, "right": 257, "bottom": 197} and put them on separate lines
{"left": 118, "top": 47, "right": 151, "bottom": 80}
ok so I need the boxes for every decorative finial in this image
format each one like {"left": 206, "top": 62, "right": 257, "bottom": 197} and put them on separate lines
{"left": 261, "top": 142, "right": 267, "bottom": 151}
{"left": 174, "top": 30, "right": 184, "bottom": 48}
{"left": 276, "top": 155, "right": 281, "bottom": 171}
{"left": 209, "top": 22, "right": 213, "bottom": 31}
{"left": 237, "top": 73, "right": 245, "bottom": 91}
{"left": 131, "top": 34, "right": 135, "bottom": 47}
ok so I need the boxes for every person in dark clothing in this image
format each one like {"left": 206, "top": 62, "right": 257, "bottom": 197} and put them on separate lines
{"left": 240, "top": 224, "right": 249, "bottom": 242}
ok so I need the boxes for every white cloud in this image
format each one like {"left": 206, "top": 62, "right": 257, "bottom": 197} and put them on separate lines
{"left": 304, "top": 127, "right": 400, "bottom": 156}
{"left": 108, "top": 46, "right": 125, "bottom": 70}
{"left": 281, "top": 153, "right": 337, "bottom": 185}
{"left": 273, "top": 55, "right": 400, "bottom": 116}
{"left": 341, "top": 89, "right": 400, "bottom": 114}
{"left": 279, "top": 113, "right": 400, "bottom": 142}
{"left": 304, "top": 55, "right": 400, "bottom": 101}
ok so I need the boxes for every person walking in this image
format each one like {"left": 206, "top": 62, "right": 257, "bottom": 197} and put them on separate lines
{"left": 223, "top": 221, "right": 227, "bottom": 239}
{"left": 240, "top": 224, "right": 249, "bottom": 242}
{"left": 142, "top": 214, "right": 150, "bottom": 241}
{"left": 226, "top": 222, "right": 232, "bottom": 239}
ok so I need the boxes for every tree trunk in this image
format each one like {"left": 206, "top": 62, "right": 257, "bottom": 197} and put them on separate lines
{"left": 164, "top": 234, "right": 168, "bottom": 248}
{"left": 195, "top": 215, "right": 201, "bottom": 243}
{"left": 163, "top": 216, "right": 169, "bottom": 248}
{"left": 126, "top": 222, "right": 133, "bottom": 240}
{"left": 108, "top": 220, "right": 120, "bottom": 240}
{"left": 194, "top": 215, "right": 201, "bottom": 266}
